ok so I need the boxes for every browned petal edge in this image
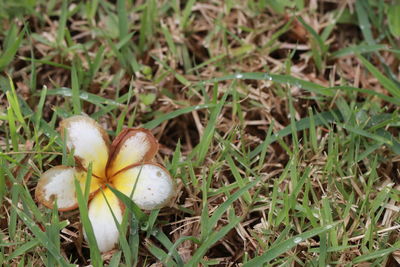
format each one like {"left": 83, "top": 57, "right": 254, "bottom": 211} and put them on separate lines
{"left": 35, "top": 165, "right": 103, "bottom": 212}
{"left": 59, "top": 115, "right": 111, "bottom": 177}
{"left": 110, "top": 162, "right": 177, "bottom": 210}
{"left": 106, "top": 128, "right": 159, "bottom": 176}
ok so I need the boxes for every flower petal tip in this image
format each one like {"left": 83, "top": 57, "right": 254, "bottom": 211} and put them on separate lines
{"left": 87, "top": 188, "right": 123, "bottom": 253}
{"left": 60, "top": 115, "right": 110, "bottom": 178}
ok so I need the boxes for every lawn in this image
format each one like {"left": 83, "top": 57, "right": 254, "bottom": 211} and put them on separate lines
{"left": 1, "top": 0, "right": 400, "bottom": 266}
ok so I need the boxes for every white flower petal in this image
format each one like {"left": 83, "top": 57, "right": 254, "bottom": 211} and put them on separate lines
{"left": 111, "top": 163, "right": 175, "bottom": 210}
{"left": 60, "top": 115, "right": 110, "bottom": 178}
{"left": 87, "top": 188, "right": 123, "bottom": 252}
{"left": 35, "top": 166, "right": 101, "bottom": 211}
{"left": 107, "top": 128, "right": 158, "bottom": 177}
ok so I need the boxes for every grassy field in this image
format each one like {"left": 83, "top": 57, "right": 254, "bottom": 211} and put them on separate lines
{"left": 1, "top": 0, "right": 400, "bottom": 266}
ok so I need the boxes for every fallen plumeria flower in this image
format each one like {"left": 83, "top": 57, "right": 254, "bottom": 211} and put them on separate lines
{"left": 35, "top": 115, "right": 175, "bottom": 252}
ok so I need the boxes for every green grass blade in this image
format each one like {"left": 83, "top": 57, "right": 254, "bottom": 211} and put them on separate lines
{"left": 206, "top": 72, "right": 334, "bottom": 96}
{"left": 0, "top": 26, "right": 24, "bottom": 71}
{"left": 7, "top": 106, "right": 18, "bottom": 152}
{"left": 187, "top": 216, "right": 242, "bottom": 266}
{"left": 181, "top": 0, "right": 196, "bottom": 29}
{"left": 208, "top": 179, "right": 258, "bottom": 233}
{"left": 106, "top": 185, "right": 147, "bottom": 223}
{"left": 12, "top": 206, "right": 69, "bottom": 267}
{"left": 74, "top": 173, "right": 102, "bottom": 266}
{"left": 193, "top": 88, "right": 229, "bottom": 165}
{"left": 71, "top": 64, "right": 82, "bottom": 115}
{"left": 353, "top": 241, "right": 400, "bottom": 263}
{"left": 355, "top": 0, "right": 375, "bottom": 45}
{"left": 250, "top": 110, "right": 342, "bottom": 159}
{"left": 56, "top": 0, "right": 68, "bottom": 46}
{"left": 331, "top": 44, "right": 388, "bottom": 58}
{"left": 358, "top": 55, "right": 400, "bottom": 98}
{"left": 6, "top": 239, "right": 40, "bottom": 262}
{"left": 242, "top": 222, "right": 339, "bottom": 266}
{"left": 142, "top": 103, "right": 216, "bottom": 129}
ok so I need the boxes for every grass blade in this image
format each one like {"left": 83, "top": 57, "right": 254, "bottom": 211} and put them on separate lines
{"left": 242, "top": 223, "right": 339, "bottom": 266}
{"left": 187, "top": 216, "right": 242, "bottom": 266}
{"left": 143, "top": 104, "right": 216, "bottom": 130}
{"left": 71, "top": 64, "right": 82, "bottom": 115}
{"left": 358, "top": 55, "right": 400, "bottom": 98}
{"left": 74, "top": 168, "right": 102, "bottom": 266}
{"left": 0, "top": 26, "right": 24, "bottom": 71}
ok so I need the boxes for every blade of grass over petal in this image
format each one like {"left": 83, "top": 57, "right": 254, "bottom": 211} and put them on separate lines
{"left": 74, "top": 176, "right": 102, "bottom": 266}
{"left": 106, "top": 185, "right": 147, "bottom": 223}
{"left": 100, "top": 188, "right": 133, "bottom": 267}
